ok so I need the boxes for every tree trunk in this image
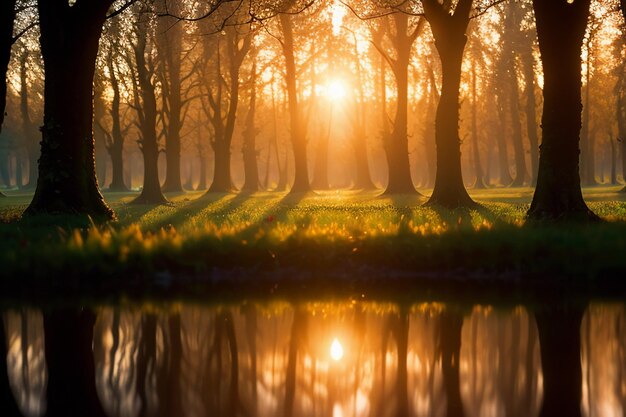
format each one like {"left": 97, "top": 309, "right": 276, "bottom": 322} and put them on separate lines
{"left": 25, "top": 1, "right": 114, "bottom": 218}
{"left": 508, "top": 60, "right": 528, "bottom": 187}
{"left": 439, "top": 309, "right": 465, "bottom": 417}
{"left": 0, "top": 0, "right": 16, "bottom": 134}
{"left": 159, "top": 9, "right": 183, "bottom": 193}
{"left": 580, "top": 70, "right": 597, "bottom": 186}
{"left": 535, "top": 306, "right": 584, "bottom": 417}
{"left": 132, "top": 16, "right": 167, "bottom": 205}
{"left": 208, "top": 29, "right": 250, "bottom": 193}
{"left": 280, "top": 14, "right": 310, "bottom": 194}
{"left": 44, "top": 308, "right": 106, "bottom": 417}
{"left": 392, "top": 310, "right": 409, "bottom": 417}
{"left": 528, "top": 0, "right": 597, "bottom": 221}
{"left": 106, "top": 51, "right": 127, "bottom": 192}
{"left": 382, "top": 14, "right": 421, "bottom": 195}
{"left": 424, "top": 66, "right": 438, "bottom": 188}
{"left": 470, "top": 57, "right": 485, "bottom": 189}
{"left": 495, "top": 102, "right": 513, "bottom": 186}
{"left": 521, "top": 42, "right": 539, "bottom": 185}
{"left": 242, "top": 57, "right": 260, "bottom": 192}
{"left": 425, "top": 0, "right": 476, "bottom": 208}
{"left": 197, "top": 152, "right": 207, "bottom": 190}
{"left": 611, "top": 136, "right": 618, "bottom": 185}
{"left": 19, "top": 50, "right": 39, "bottom": 190}
{"left": 284, "top": 309, "right": 306, "bottom": 417}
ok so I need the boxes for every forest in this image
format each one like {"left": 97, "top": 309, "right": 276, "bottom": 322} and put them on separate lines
{"left": 0, "top": 0, "right": 625, "bottom": 283}
{"left": 4, "top": 1, "right": 626, "bottom": 417}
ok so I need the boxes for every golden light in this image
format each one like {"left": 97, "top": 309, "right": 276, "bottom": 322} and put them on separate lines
{"left": 325, "top": 80, "right": 347, "bottom": 101}
{"left": 330, "top": 338, "right": 344, "bottom": 361}
{"left": 331, "top": 1, "right": 347, "bottom": 36}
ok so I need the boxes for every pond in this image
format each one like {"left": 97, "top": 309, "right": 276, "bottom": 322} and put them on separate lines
{"left": 1, "top": 299, "right": 624, "bottom": 417}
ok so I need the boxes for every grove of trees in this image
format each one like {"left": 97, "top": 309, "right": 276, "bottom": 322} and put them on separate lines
{"left": 1, "top": 0, "right": 626, "bottom": 220}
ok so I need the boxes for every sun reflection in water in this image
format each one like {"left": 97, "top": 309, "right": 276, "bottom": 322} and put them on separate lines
{"left": 330, "top": 338, "right": 344, "bottom": 361}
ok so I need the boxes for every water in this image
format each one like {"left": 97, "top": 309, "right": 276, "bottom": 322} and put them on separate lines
{"left": 1, "top": 300, "right": 625, "bottom": 417}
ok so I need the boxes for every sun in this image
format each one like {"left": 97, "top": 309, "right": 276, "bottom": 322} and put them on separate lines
{"left": 325, "top": 80, "right": 347, "bottom": 101}
{"left": 330, "top": 338, "right": 344, "bottom": 361}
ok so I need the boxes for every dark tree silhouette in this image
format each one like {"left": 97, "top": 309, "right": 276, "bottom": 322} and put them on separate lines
{"left": 438, "top": 309, "right": 465, "bottom": 417}
{"left": 24, "top": 0, "right": 115, "bottom": 218}
{"left": 535, "top": 306, "right": 585, "bottom": 417}
{"left": 44, "top": 308, "right": 107, "bottom": 417}
{"left": 527, "top": 0, "right": 597, "bottom": 221}
{"left": 104, "top": 41, "right": 129, "bottom": 192}
{"left": 423, "top": 0, "right": 476, "bottom": 208}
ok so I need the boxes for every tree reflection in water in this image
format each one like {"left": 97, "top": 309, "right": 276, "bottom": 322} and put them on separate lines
{"left": 1, "top": 301, "right": 626, "bottom": 417}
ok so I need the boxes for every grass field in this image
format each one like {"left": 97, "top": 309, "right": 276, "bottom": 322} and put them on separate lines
{"left": 2, "top": 186, "right": 626, "bottom": 300}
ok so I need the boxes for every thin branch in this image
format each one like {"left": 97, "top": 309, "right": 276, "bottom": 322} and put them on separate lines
{"left": 106, "top": 0, "right": 138, "bottom": 20}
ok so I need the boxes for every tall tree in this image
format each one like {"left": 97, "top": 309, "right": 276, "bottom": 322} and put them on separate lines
{"left": 17, "top": 45, "right": 41, "bottom": 190}
{"left": 371, "top": 13, "right": 425, "bottom": 195}
{"left": 423, "top": 0, "right": 476, "bottom": 208}
{"left": 502, "top": 0, "right": 529, "bottom": 187}
{"left": 207, "top": 26, "right": 251, "bottom": 193}
{"left": 104, "top": 44, "right": 129, "bottom": 191}
{"left": 279, "top": 12, "right": 310, "bottom": 193}
{"left": 157, "top": 0, "right": 185, "bottom": 192}
{"left": 527, "top": 0, "right": 597, "bottom": 221}
{"left": 0, "top": 0, "right": 17, "bottom": 198}
{"left": 24, "top": 0, "right": 117, "bottom": 218}
{"left": 130, "top": 6, "right": 168, "bottom": 205}
{"left": 0, "top": 0, "right": 16, "bottom": 134}
{"left": 242, "top": 48, "right": 261, "bottom": 192}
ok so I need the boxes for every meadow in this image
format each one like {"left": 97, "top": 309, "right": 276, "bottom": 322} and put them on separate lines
{"left": 2, "top": 186, "right": 626, "bottom": 301}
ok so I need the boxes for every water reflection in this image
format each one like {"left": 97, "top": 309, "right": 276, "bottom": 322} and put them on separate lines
{"left": 1, "top": 302, "right": 625, "bottom": 417}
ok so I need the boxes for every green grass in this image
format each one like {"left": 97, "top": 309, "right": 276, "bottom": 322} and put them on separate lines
{"left": 2, "top": 186, "right": 626, "bottom": 300}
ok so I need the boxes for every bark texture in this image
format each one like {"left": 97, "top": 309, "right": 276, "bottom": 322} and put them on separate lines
{"left": 528, "top": 0, "right": 597, "bottom": 221}
{"left": 25, "top": 0, "right": 114, "bottom": 218}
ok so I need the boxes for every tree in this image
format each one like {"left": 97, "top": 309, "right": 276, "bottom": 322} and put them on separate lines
{"left": 423, "top": 0, "right": 476, "bottom": 208}
{"left": 0, "top": 0, "right": 17, "bottom": 198}
{"left": 242, "top": 48, "right": 261, "bottom": 192}
{"left": 279, "top": 11, "right": 310, "bottom": 193}
{"left": 206, "top": 26, "right": 251, "bottom": 193}
{"left": 24, "top": 0, "right": 117, "bottom": 218}
{"left": 0, "top": 0, "right": 16, "bottom": 134}
{"left": 370, "top": 11, "right": 425, "bottom": 195}
{"left": 103, "top": 42, "right": 129, "bottom": 191}
{"left": 16, "top": 41, "right": 41, "bottom": 190}
{"left": 535, "top": 306, "right": 585, "bottom": 417}
{"left": 130, "top": 5, "right": 168, "bottom": 205}
{"left": 157, "top": 0, "right": 185, "bottom": 193}
{"left": 44, "top": 308, "right": 107, "bottom": 417}
{"left": 527, "top": 0, "right": 597, "bottom": 221}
